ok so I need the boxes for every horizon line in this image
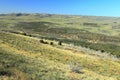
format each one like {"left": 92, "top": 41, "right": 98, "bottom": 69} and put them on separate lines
{"left": 0, "top": 12, "right": 120, "bottom": 18}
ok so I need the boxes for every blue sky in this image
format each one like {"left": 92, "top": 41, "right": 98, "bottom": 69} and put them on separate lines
{"left": 0, "top": 0, "right": 120, "bottom": 16}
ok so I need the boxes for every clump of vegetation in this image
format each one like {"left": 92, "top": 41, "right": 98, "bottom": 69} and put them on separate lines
{"left": 2, "top": 30, "right": 27, "bottom": 36}
{"left": 83, "top": 22, "right": 99, "bottom": 27}
{"left": 101, "top": 49, "right": 105, "bottom": 53}
{"left": 50, "top": 42, "right": 54, "bottom": 45}
{"left": 26, "top": 34, "right": 32, "bottom": 37}
{"left": 58, "top": 41, "right": 62, "bottom": 45}
{"left": 69, "top": 62, "right": 84, "bottom": 74}
{"left": 40, "top": 39, "right": 44, "bottom": 43}
{"left": 39, "top": 39, "right": 48, "bottom": 44}
{"left": 0, "top": 69, "right": 13, "bottom": 76}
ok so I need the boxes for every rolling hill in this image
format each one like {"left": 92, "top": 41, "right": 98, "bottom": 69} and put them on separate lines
{"left": 0, "top": 30, "right": 120, "bottom": 80}
{"left": 0, "top": 14, "right": 120, "bottom": 80}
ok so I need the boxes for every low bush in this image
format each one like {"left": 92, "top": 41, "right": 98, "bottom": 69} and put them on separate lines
{"left": 0, "top": 69, "right": 13, "bottom": 76}
{"left": 50, "top": 42, "right": 54, "bottom": 45}
{"left": 69, "top": 62, "right": 84, "bottom": 74}
{"left": 58, "top": 41, "right": 62, "bottom": 45}
{"left": 40, "top": 39, "right": 48, "bottom": 44}
{"left": 40, "top": 39, "right": 44, "bottom": 43}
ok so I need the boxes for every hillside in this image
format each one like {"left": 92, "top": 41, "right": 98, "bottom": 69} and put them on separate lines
{"left": 0, "top": 14, "right": 120, "bottom": 80}
{"left": 1, "top": 14, "right": 120, "bottom": 36}
{"left": 1, "top": 14, "right": 120, "bottom": 57}
{"left": 0, "top": 31, "right": 120, "bottom": 80}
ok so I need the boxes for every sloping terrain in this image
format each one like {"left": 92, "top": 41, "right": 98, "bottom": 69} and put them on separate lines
{"left": 0, "top": 31, "right": 120, "bottom": 80}
{"left": 1, "top": 14, "right": 120, "bottom": 57}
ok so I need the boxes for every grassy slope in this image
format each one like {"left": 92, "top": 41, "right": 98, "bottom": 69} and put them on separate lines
{"left": 1, "top": 14, "right": 120, "bottom": 57}
{"left": 0, "top": 31, "right": 120, "bottom": 80}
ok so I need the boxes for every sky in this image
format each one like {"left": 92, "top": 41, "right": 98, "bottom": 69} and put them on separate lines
{"left": 0, "top": 0, "right": 120, "bottom": 17}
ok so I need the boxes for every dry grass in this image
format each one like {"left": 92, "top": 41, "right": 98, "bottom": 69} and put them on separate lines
{"left": 0, "top": 31, "right": 120, "bottom": 80}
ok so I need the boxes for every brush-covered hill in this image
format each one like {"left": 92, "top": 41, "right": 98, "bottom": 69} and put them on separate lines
{"left": 0, "top": 14, "right": 120, "bottom": 80}
{"left": 1, "top": 13, "right": 120, "bottom": 36}
{"left": 0, "top": 31, "right": 120, "bottom": 80}
{"left": 1, "top": 14, "right": 120, "bottom": 57}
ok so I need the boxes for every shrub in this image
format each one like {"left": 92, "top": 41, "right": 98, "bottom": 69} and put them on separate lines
{"left": 44, "top": 41, "right": 48, "bottom": 44}
{"left": 21, "top": 32, "right": 27, "bottom": 36}
{"left": 58, "top": 41, "right": 62, "bottom": 45}
{"left": 101, "top": 49, "right": 105, "bottom": 53}
{"left": 40, "top": 39, "right": 48, "bottom": 44}
{"left": 16, "top": 13, "right": 22, "bottom": 16}
{"left": 26, "top": 34, "right": 32, "bottom": 37}
{"left": 69, "top": 62, "right": 84, "bottom": 74}
{"left": 0, "top": 69, "right": 13, "bottom": 76}
{"left": 50, "top": 42, "right": 54, "bottom": 45}
{"left": 40, "top": 39, "right": 44, "bottom": 43}
{"left": 83, "top": 22, "right": 98, "bottom": 27}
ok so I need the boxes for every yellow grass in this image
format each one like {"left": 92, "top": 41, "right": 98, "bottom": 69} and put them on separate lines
{"left": 0, "top": 31, "right": 120, "bottom": 80}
